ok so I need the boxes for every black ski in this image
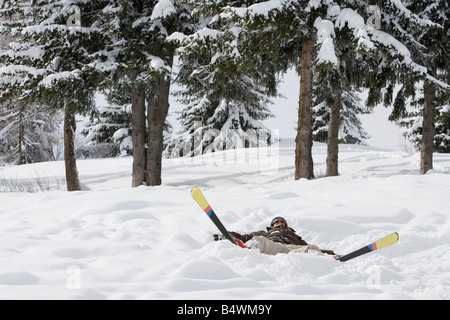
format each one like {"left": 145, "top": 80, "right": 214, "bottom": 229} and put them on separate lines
{"left": 192, "top": 186, "right": 399, "bottom": 259}
{"left": 191, "top": 186, "right": 238, "bottom": 246}
{"left": 335, "top": 232, "right": 399, "bottom": 262}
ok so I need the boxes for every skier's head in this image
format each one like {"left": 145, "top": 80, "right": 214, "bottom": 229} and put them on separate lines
{"left": 270, "top": 217, "right": 287, "bottom": 228}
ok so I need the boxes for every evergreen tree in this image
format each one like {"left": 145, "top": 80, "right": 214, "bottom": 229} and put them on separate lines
{"left": 221, "top": 0, "right": 445, "bottom": 179}
{"left": 358, "top": 0, "right": 448, "bottom": 165}
{"left": 174, "top": 0, "right": 337, "bottom": 178}
{"left": 167, "top": 0, "right": 279, "bottom": 158}
{"left": 94, "top": 0, "right": 195, "bottom": 186}
{"left": 0, "top": 2, "right": 62, "bottom": 164}
{"left": 391, "top": 0, "right": 450, "bottom": 161}
{"left": 206, "top": 1, "right": 368, "bottom": 179}
{"left": 312, "top": 91, "right": 369, "bottom": 145}
{"left": 81, "top": 102, "right": 173, "bottom": 158}
{"left": 0, "top": 100, "right": 61, "bottom": 164}
{"left": 96, "top": 0, "right": 159, "bottom": 186}
{"left": 318, "top": 1, "right": 449, "bottom": 175}
{"left": 81, "top": 104, "right": 132, "bottom": 157}
{"left": 313, "top": 12, "right": 373, "bottom": 175}
{"left": 435, "top": 102, "right": 450, "bottom": 153}
{"left": 0, "top": 0, "right": 107, "bottom": 190}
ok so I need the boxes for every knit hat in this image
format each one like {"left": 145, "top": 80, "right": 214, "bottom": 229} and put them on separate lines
{"left": 270, "top": 216, "right": 287, "bottom": 227}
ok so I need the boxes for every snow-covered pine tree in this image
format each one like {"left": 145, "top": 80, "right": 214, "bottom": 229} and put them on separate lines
{"left": 81, "top": 101, "right": 173, "bottom": 159}
{"left": 318, "top": 1, "right": 448, "bottom": 175}
{"left": 313, "top": 13, "right": 370, "bottom": 147}
{"left": 221, "top": 0, "right": 388, "bottom": 180}
{"left": 81, "top": 104, "right": 132, "bottom": 158}
{"left": 0, "top": 100, "right": 62, "bottom": 164}
{"left": 313, "top": 11, "right": 372, "bottom": 176}
{"left": 0, "top": 2, "right": 62, "bottom": 164}
{"left": 389, "top": 0, "right": 450, "bottom": 161}
{"left": 0, "top": 0, "right": 107, "bottom": 190}
{"left": 435, "top": 102, "right": 450, "bottom": 153}
{"left": 94, "top": 0, "right": 194, "bottom": 186}
{"left": 376, "top": 0, "right": 449, "bottom": 172}
{"left": 312, "top": 90, "right": 369, "bottom": 145}
{"left": 221, "top": 0, "right": 444, "bottom": 178}
{"left": 167, "top": 0, "right": 278, "bottom": 159}
{"left": 95, "top": 0, "right": 158, "bottom": 186}
{"left": 221, "top": 0, "right": 363, "bottom": 180}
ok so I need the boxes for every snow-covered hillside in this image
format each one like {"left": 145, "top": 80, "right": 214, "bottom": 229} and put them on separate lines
{"left": 1, "top": 140, "right": 449, "bottom": 299}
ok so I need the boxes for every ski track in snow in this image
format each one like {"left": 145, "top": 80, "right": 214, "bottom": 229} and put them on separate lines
{"left": 0, "top": 140, "right": 450, "bottom": 299}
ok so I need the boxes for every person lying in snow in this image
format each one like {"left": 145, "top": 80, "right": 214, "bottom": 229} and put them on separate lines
{"left": 229, "top": 217, "right": 336, "bottom": 256}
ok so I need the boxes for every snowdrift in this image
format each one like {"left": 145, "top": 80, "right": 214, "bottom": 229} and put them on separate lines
{"left": 0, "top": 140, "right": 449, "bottom": 299}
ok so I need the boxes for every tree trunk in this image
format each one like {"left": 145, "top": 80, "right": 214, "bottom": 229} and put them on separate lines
{"left": 295, "top": 39, "right": 314, "bottom": 180}
{"left": 131, "top": 69, "right": 147, "bottom": 187}
{"left": 326, "top": 92, "right": 341, "bottom": 177}
{"left": 146, "top": 74, "right": 171, "bottom": 186}
{"left": 64, "top": 102, "right": 80, "bottom": 191}
{"left": 18, "top": 103, "right": 26, "bottom": 165}
{"left": 421, "top": 81, "right": 436, "bottom": 174}
{"left": 145, "top": 42, "right": 174, "bottom": 187}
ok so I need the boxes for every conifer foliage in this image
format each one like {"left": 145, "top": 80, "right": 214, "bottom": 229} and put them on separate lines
{"left": 166, "top": 0, "right": 280, "bottom": 158}
{"left": 0, "top": 0, "right": 106, "bottom": 190}
{"left": 0, "top": 0, "right": 449, "bottom": 191}
{"left": 90, "top": 0, "right": 194, "bottom": 186}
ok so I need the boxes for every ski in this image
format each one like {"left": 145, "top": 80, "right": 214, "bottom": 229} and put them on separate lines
{"left": 191, "top": 186, "right": 248, "bottom": 248}
{"left": 191, "top": 186, "right": 398, "bottom": 258}
{"left": 335, "top": 232, "right": 399, "bottom": 262}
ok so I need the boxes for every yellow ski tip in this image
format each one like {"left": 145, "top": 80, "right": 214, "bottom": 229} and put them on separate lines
{"left": 373, "top": 232, "right": 399, "bottom": 250}
{"left": 191, "top": 186, "right": 210, "bottom": 211}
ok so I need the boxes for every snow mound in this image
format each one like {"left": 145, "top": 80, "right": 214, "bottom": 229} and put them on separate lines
{"left": 1, "top": 141, "right": 450, "bottom": 299}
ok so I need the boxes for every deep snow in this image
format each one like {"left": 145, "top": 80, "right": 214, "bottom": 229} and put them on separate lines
{"left": 1, "top": 140, "right": 449, "bottom": 299}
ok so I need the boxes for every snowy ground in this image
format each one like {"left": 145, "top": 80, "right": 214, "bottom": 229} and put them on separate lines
{"left": 0, "top": 139, "right": 449, "bottom": 300}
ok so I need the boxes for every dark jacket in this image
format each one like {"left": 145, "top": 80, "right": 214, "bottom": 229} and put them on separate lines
{"left": 230, "top": 226, "right": 308, "bottom": 246}
{"left": 230, "top": 226, "right": 336, "bottom": 255}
